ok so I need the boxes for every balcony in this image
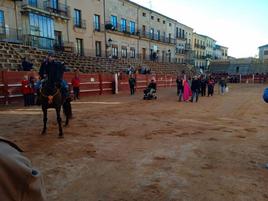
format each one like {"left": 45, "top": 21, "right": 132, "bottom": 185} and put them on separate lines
{"left": 139, "top": 30, "right": 176, "bottom": 45}
{"left": 175, "top": 49, "right": 185, "bottom": 55}
{"left": 176, "top": 36, "right": 187, "bottom": 40}
{"left": 73, "top": 19, "right": 86, "bottom": 29}
{"left": 23, "top": 35, "right": 55, "bottom": 49}
{"left": 0, "top": 27, "right": 23, "bottom": 43}
{"left": 105, "top": 22, "right": 137, "bottom": 36}
{"left": 21, "top": 0, "right": 70, "bottom": 19}
{"left": 185, "top": 43, "right": 192, "bottom": 50}
{"left": 44, "top": 1, "right": 70, "bottom": 18}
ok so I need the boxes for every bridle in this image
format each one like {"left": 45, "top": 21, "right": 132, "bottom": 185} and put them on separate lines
{"left": 40, "top": 87, "right": 60, "bottom": 104}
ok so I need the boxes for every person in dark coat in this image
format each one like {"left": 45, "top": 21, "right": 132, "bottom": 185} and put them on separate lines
{"left": 176, "top": 75, "right": 184, "bottom": 101}
{"left": 39, "top": 53, "right": 65, "bottom": 87}
{"left": 128, "top": 75, "right": 136, "bottom": 95}
{"left": 21, "top": 57, "right": 33, "bottom": 71}
{"left": 200, "top": 76, "right": 207, "bottom": 97}
{"left": 190, "top": 76, "right": 201, "bottom": 102}
{"left": 207, "top": 77, "right": 215, "bottom": 97}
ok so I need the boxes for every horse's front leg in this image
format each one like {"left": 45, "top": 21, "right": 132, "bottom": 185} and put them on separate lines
{"left": 42, "top": 106, "right": 47, "bottom": 134}
{"left": 56, "top": 107, "right": 63, "bottom": 138}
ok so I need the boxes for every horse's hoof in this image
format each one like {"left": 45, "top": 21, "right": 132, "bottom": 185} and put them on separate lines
{"left": 41, "top": 131, "right": 46, "bottom": 135}
{"left": 58, "top": 135, "right": 64, "bottom": 139}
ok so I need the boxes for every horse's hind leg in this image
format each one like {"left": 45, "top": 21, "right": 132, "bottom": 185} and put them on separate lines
{"left": 56, "top": 107, "right": 63, "bottom": 138}
{"left": 42, "top": 106, "right": 48, "bottom": 134}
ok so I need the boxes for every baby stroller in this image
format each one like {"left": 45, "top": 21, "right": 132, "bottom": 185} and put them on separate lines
{"left": 143, "top": 88, "right": 157, "bottom": 100}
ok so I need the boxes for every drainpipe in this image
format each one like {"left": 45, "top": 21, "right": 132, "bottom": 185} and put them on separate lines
{"left": 14, "top": 1, "right": 19, "bottom": 40}
{"left": 137, "top": 6, "right": 139, "bottom": 58}
{"left": 104, "top": 0, "right": 107, "bottom": 58}
{"left": 65, "top": 0, "right": 70, "bottom": 42}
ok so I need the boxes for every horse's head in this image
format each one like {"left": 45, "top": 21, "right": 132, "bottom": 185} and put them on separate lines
{"left": 40, "top": 80, "right": 61, "bottom": 105}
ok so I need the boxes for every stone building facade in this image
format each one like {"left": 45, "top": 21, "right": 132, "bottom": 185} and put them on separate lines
{"left": 0, "top": 0, "right": 226, "bottom": 67}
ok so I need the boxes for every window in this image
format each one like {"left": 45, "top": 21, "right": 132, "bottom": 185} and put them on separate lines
{"left": 95, "top": 41, "right": 101, "bottom": 57}
{"left": 142, "top": 25, "right": 146, "bottom": 35}
{"left": 74, "top": 9, "right": 82, "bottom": 27}
{"left": 157, "top": 18, "right": 160, "bottom": 22}
{"left": 54, "top": 31, "right": 62, "bottom": 47}
{"left": 142, "top": 12, "right": 146, "bottom": 17}
{"left": 157, "top": 30, "right": 160, "bottom": 40}
{"left": 76, "top": 38, "right": 83, "bottom": 56}
{"left": 151, "top": 16, "right": 154, "bottom": 20}
{"left": 264, "top": 50, "right": 268, "bottom": 55}
{"left": 112, "top": 46, "right": 118, "bottom": 57}
{"left": 29, "top": 13, "right": 55, "bottom": 48}
{"left": 150, "top": 28, "right": 154, "bottom": 39}
{"left": 29, "top": 0, "right": 37, "bottom": 7}
{"left": 130, "top": 48, "right": 135, "bottom": 58}
{"left": 169, "top": 23, "right": 172, "bottom": 27}
{"left": 176, "top": 27, "right": 178, "bottom": 38}
{"left": 163, "top": 20, "right": 165, "bottom": 24}
{"left": 111, "top": 15, "right": 117, "bottom": 28}
{"left": 121, "top": 47, "right": 127, "bottom": 58}
{"left": 121, "top": 18, "right": 126, "bottom": 32}
{"left": 163, "top": 32, "right": 166, "bottom": 41}
{"left": 129, "top": 21, "right": 135, "bottom": 34}
{"left": 94, "top": 14, "right": 100, "bottom": 31}
{"left": 168, "top": 33, "right": 171, "bottom": 43}
{"left": 0, "top": 10, "right": 5, "bottom": 33}
{"left": 50, "top": 0, "right": 58, "bottom": 9}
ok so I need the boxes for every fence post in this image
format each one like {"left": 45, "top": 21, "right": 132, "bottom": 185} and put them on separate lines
{"left": 252, "top": 74, "right": 255, "bottom": 84}
{"left": 2, "top": 71, "right": 9, "bottom": 105}
{"left": 240, "top": 74, "right": 242, "bottom": 83}
{"left": 114, "top": 73, "right": 118, "bottom": 94}
{"left": 99, "top": 73, "right": 103, "bottom": 95}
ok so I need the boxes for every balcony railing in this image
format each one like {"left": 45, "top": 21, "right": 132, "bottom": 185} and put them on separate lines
{"left": 44, "top": 1, "right": 70, "bottom": 18}
{"left": 104, "top": 22, "right": 137, "bottom": 36}
{"left": 176, "top": 36, "right": 187, "bottom": 40}
{"left": 0, "top": 27, "right": 23, "bottom": 43}
{"left": 185, "top": 43, "right": 192, "bottom": 50}
{"left": 73, "top": 19, "right": 86, "bottom": 29}
{"left": 23, "top": 35, "right": 55, "bottom": 50}
{"left": 139, "top": 30, "right": 176, "bottom": 44}
{"left": 22, "top": 0, "right": 70, "bottom": 18}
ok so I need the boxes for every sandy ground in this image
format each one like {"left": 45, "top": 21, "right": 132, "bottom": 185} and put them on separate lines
{"left": 1, "top": 84, "right": 268, "bottom": 201}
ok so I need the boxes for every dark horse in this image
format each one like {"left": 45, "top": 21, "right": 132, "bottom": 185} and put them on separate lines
{"left": 39, "top": 81, "right": 72, "bottom": 138}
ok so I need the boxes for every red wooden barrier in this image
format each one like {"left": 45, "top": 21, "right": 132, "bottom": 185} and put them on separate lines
{"left": 0, "top": 71, "right": 178, "bottom": 105}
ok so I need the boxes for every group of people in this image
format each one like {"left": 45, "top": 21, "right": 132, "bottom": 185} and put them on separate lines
{"left": 21, "top": 53, "right": 81, "bottom": 106}
{"left": 176, "top": 75, "right": 227, "bottom": 103}
{"left": 126, "top": 65, "right": 151, "bottom": 75}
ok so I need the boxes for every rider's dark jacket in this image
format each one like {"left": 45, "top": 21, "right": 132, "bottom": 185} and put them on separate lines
{"left": 39, "top": 60, "right": 65, "bottom": 86}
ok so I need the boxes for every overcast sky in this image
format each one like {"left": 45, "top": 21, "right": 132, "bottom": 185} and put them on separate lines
{"left": 131, "top": 0, "right": 268, "bottom": 58}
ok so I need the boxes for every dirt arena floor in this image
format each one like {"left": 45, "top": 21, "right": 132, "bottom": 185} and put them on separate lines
{"left": 1, "top": 84, "right": 268, "bottom": 201}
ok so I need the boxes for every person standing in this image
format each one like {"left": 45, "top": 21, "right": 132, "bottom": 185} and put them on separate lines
{"left": 21, "top": 75, "right": 30, "bottom": 106}
{"left": 21, "top": 57, "right": 33, "bottom": 71}
{"left": 200, "top": 76, "right": 207, "bottom": 97}
{"left": 207, "top": 77, "right": 215, "bottom": 97}
{"left": 128, "top": 75, "right": 136, "bottom": 95}
{"left": 191, "top": 76, "right": 201, "bottom": 102}
{"left": 28, "top": 76, "right": 36, "bottom": 106}
{"left": 219, "top": 77, "right": 226, "bottom": 95}
{"left": 183, "top": 76, "right": 191, "bottom": 101}
{"left": 176, "top": 76, "right": 183, "bottom": 102}
{"left": 71, "top": 71, "right": 80, "bottom": 100}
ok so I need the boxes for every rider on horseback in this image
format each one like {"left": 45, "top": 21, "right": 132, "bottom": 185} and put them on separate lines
{"left": 39, "top": 52, "right": 69, "bottom": 100}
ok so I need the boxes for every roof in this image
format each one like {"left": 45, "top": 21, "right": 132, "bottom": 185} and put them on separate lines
{"left": 259, "top": 44, "right": 268, "bottom": 49}
{"left": 127, "top": 0, "right": 193, "bottom": 29}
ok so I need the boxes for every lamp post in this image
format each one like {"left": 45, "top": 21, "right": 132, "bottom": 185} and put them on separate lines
{"left": 106, "top": 38, "right": 112, "bottom": 58}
